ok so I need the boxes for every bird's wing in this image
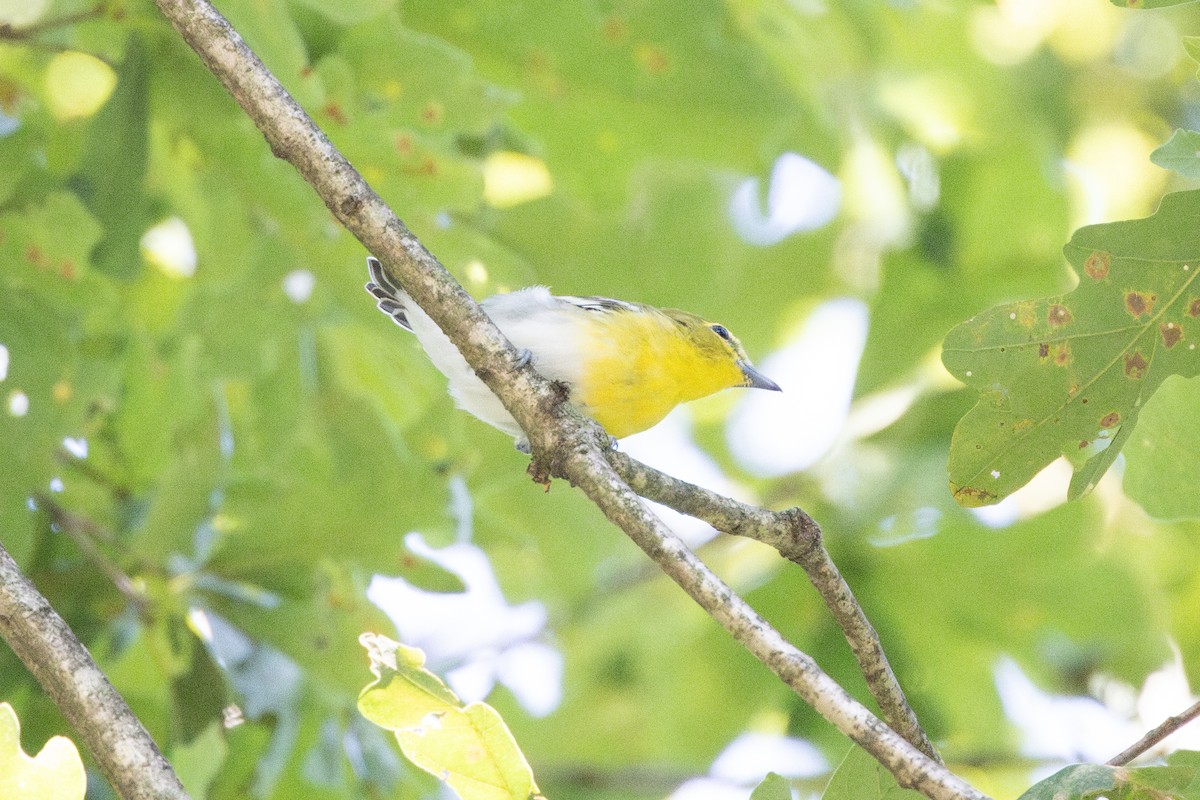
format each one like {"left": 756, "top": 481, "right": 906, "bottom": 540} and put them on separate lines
{"left": 554, "top": 295, "right": 642, "bottom": 314}
{"left": 478, "top": 288, "right": 592, "bottom": 386}
{"left": 482, "top": 289, "right": 641, "bottom": 321}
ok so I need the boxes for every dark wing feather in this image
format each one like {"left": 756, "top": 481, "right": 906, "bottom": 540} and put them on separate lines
{"left": 365, "top": 256, "right": 412, "bottom": 331}
{"left": 557, "top": 295, "right": 641, "bottom": 313}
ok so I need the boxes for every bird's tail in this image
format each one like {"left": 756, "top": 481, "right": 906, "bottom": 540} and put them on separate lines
{"left": 365, "top": 256, "right": 413, "bottom": 332}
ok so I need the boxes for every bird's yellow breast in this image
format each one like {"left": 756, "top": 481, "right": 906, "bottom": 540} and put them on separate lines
{"left": 573, "top": 310, "right": 743, "bottom": 439}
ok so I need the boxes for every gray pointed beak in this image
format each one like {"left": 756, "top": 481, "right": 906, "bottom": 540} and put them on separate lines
{"left": 738, "top": 361, "right": 781, "bottom": 392}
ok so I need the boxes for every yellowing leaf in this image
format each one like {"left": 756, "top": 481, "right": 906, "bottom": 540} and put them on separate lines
{"left": 0, "top": 703, "right": 86, "bottom": 800}
{"left": 397, "top": 704, "right": 536, "bottom": 800}
{"left": 944, "top": 189, "right": 1200, "bottom": 506}
{"left": 1150, "top": 129, "right": 1200, "bottom": 179}
{"left": 357, "top": 634, "right": 542, "bottom": 800}
{"left": 357, "top": 633, "right": 462, "bottom": 730}
{"left": 44, "top": 52, "right": 117, "bottom": 121}
{"left": 822, "top": 746, "right": 925, "bottom": 800}
{"left": 0, "top": 0, "right": 49, "bottom": 27}
{"left": 483, "top": 152, "right": 553, "bottom": 209}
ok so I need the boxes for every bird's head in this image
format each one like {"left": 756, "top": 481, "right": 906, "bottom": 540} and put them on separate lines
{"left": 664, "top": 310, "right": 782, "bottom": 394}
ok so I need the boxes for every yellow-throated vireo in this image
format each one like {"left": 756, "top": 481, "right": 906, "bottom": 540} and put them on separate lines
{"left": 365, "top": 257, "right": 781, "bottom": 449}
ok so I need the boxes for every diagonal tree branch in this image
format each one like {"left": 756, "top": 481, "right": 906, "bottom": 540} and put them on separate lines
{"left": 0, "top": 539, "right": 190, "bottom": 800}
{"left": 608, "top": 450, "right": 937, "bottom": 762}
{"left": 150, "top": 1, "right": 982, "bottom": 797}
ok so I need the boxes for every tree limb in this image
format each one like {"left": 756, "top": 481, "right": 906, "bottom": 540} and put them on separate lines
{"left": 150, "top": 1, "right": 983, "bottom": 797}
{"left": 608, "top": 450, "right": 938, "bottom": 762}
{"left": 0, "top": 540, "right": 190, "bottom": 800}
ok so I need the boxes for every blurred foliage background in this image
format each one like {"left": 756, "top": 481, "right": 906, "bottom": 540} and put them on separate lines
{"left": 4, "top": 0, "right": 1200, "bottom": 798}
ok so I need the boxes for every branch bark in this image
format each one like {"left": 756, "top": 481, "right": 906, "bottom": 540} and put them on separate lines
{"left": 608, "top": 451, "right": 938, "bottom": 762}
{"left": 1108, "top": 697, "right": 1200, "bottom": 766}
{"left": 151, "top": 1, "right": 983, "bottom": 797}
{"left": 0, "top": 540, "right": 190, "bottom": 800}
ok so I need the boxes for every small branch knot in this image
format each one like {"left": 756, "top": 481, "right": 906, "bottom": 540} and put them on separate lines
{"left": 777, "top": 507, "right": 823, "bottom": 562}
{"left": 339, "top": 193, "right": 364, "bottom": 217}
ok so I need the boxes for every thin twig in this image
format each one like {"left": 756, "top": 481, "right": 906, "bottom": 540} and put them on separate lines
{"left": 57, "top": 446, "right": 133, "bottom": 503}
{"left": 150, "top": 2, "right": 981, "bottom": 797}
{"left": 0, "top": 540, "right": 190, "bottom": 800}
{"left": 1108, "top": 698, "right": 1200, "bottom": 766}
{"left": 0, "top": 5, "right": 108, "bottom": 40}
{"left": 609, "top": 450, "right": 939, "bottom": 762}
{"left": 550, "top": 439, "right": 977, "bottom": 799}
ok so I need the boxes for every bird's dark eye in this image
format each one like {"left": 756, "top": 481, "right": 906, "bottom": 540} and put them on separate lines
{"left": 710, "top": 324, "right": 732, "bottom": 342}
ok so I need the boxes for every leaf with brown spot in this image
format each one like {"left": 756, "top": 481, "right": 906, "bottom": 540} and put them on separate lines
{"left": 1019, "top": 763, "right": 1196, "bottom": 800}
{"left": 1047, "top": 303, "right": 1073, "bottom": 327}
{"left": 1112, "top": 0, "right": 1197, "bottom": 6}
{"left": 1084, "top": 251, "right": 1110, "bottom": 280}
{"left": 1124, "top": 290, "right": 1155, "bottom": 318}
{"left": 1161, "top": 322, "right": 1183, "bottom": 348}
{"left": 1124, "top": 351, "right": 1148, "bottom": 379}
{"left": 943, "top": 189, "right": 1200, "bottom": 506}
{"left": 1015, "top": 301, "right": 1037, "bottom": 329}
{"left": 635, "top": 43, "right": 671, "bottom": 74}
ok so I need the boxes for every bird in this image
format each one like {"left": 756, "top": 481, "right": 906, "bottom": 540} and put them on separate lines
{"left": 365, "top": 256, "right": 781, "bottom": 450}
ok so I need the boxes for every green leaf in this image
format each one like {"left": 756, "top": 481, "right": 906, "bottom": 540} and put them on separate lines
{"left": 1151, "top": 130, "right": 1200, "bottom": 179}
{"left": 70, "top": 33, "right": 151, "bottom": 280}
{"left": 1122, "top": 375, "right": 1200, "bottom": 518}
{"left": 220, "top": 0, "right": 317, "bottom": 106}
{"left": 205, "top": 563, "right": 392, "bottom": 696}
{"left": 290, "top": 0, "right": 397, "bottom": 25}
{"left": 0, "top": 191, "right": 120, "bottom": 560}
{"left": 357, "top": 633, "right": 542, "bottom": 800}
{"left": 209, "top": 386, "right": 450, "bottom": 584}
{"left": 1185, "top": 36, "right": 1200, "bottom": 68}
{"left": 1110, "top": 0, "right": 1199, "bottom": 6}
{"left": 406, "top": 0, "right": 797, "bottom": 205}
{"left": 170, "top": 621, "right": 230, "bottom": 744}
{"left": 357, "top": 633, "right": 475, "bottom": 730}
{"left": 822, "top": 746, "right": 924, "bottom": 800}
{"left": 859, "top": 499, "right": 1168, "bottom": 752}
{"left": 0, "top": 191, "right": 103, "bottom": 284}
{"left": 314, "top": 16, "right": 511, "bottom": 216}
{"left": 1165, "top": 751, "right": 1200, "bottom": 800}
{"left": 1017, "top": 763, "right": 1195, "bottom": 800}
{"left": 0, "top": 703, "right": 86, "bottom": 800}
{"left": 172, "top": 722, "right": 228, "bottom": 800}
{"left": 206, "top": 672, "right": 404, "bottom": 800}
{"left": 943, "top": 189, "right": 1200, "bottom": 506}
{"left": 752, "top": 771, "right": 793, "bottom": 800}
